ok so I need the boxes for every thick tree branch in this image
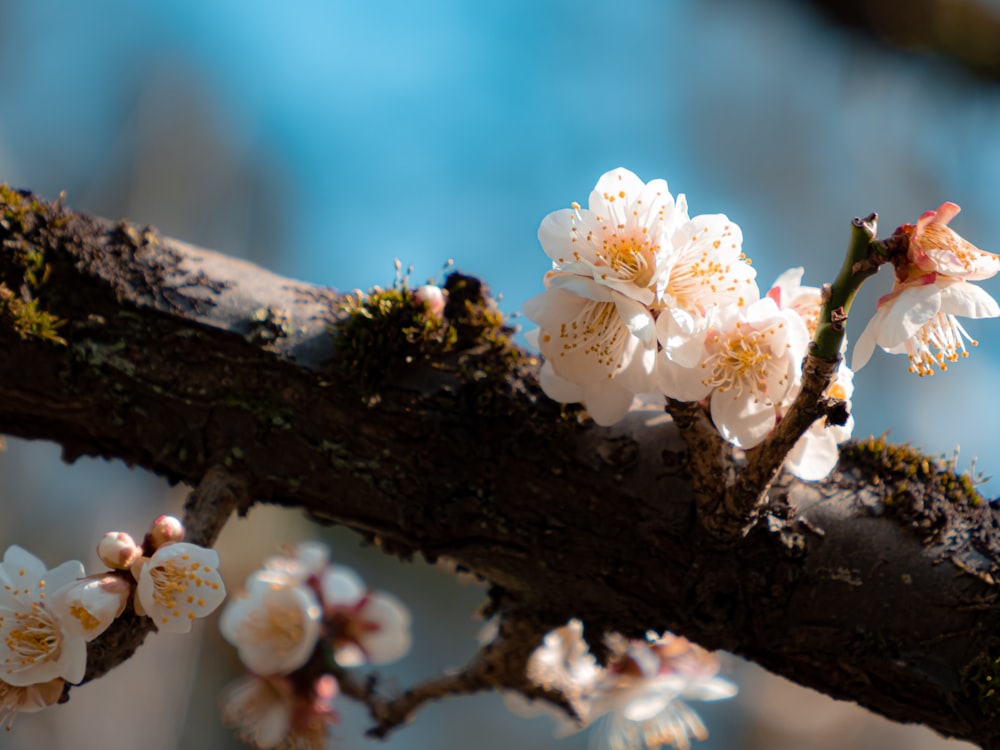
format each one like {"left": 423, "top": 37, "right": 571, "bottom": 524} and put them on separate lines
{"left": 2, "top": 187, "right": 1000, "bottom": 747}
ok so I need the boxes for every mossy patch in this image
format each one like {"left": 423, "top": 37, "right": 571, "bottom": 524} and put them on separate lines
{"left": 963, "top": 650, "right": 1000, "bottom": 719}
{"left": 840, "top": 435, "right": 989, "bottom": 546}
{"left": 0, "top": 185, "right": 66, "bottom": 344}
{"left": 332, "top": 271, "right": 520, "bottom": 398}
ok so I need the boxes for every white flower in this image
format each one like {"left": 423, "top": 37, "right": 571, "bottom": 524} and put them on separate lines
{"left": 220, "top": 570, "right": 322, "bottom": 676}
{"left": 658, "top": 297, "right": 810, "bottom": 448}
{"left": 854, "top": 202, "right": 1000, "bottom": 375}
{"left": 50, "top": 573, "right": 131, "bottom": 642}
{"left": 523, "top": 168, "right": 682, "bottom": 423}
{"left": 852, "top": 274, "right": 1000, "bottom": 375}
{"left": 262, "top": 542, "right": 329, "bottom": 586}
{"left": 133, "top": 542, "right": 226, "bottom": 633}
{"left": 591, "top": 635, "right": 737, "bottom": 750}
{"left": 784, "top": 364, "right": 855, "bottom": 481}
{"left": 767, "top": 267, "right": 823, "bottom": 339}
{"left": 321, "top": 566, "right": 411, "bottom": 667}
{"left": 220, "top": 674, "right": 338, "bottom": 750}
{"left": 0, "top": 546, "right": 87, "bottom": 687}
{"left": 0, "top": 677, "right": 64, "bottom": 728}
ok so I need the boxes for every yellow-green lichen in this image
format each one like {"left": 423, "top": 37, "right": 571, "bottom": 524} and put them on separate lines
{"left": 0, "top": 185, "right": 67, "bottom": 344}
{"left": 840, "top": 434, "right": 984, "bottom": 509}
{"left": 963, "top": 651, "right": 1000, "bottom": 718}
{"left": 332, "top": 271, "right": 519, "bottom": 396}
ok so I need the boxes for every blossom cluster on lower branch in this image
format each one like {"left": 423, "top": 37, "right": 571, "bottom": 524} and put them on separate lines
{"left": 219, "top": 541, "right": 412, "bottom": 750}
{"left": 0, "top": 515, "right": 225, "bottom": 727}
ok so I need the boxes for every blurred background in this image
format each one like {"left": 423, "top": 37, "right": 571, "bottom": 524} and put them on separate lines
{"left": 0, "top": 0, "right": 997, "bottom": 747}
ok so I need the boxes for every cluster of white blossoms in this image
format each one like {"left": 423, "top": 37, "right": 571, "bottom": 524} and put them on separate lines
{"left": 852, "top": 201, "right": 1000, "bottom": 376}
{"left": 524, "top": 168, "right": 851, "bottom": 479}
{"left": 514, "top": 622, "right": 736, "bottom": 750}
{"left": 219, "top": 541, "right": 412, "bottom": 750}
{"left": 0, "top": 515, "right": 224, "bottom": 727}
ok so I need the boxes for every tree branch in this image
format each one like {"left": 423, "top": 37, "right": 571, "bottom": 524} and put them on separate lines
{"left": 2, "top": 187, "right": 1000, "bottom": 748}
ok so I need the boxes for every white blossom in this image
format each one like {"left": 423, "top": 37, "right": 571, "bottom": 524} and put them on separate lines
{"left": 784, "top": 364, "right": 855, "bottom": 481}
{"left": 854, "top": 202, "right": 1000, "bottom": 375}
{"left": 321, "top": 565, "right": 411, "bottom": 667}
{"left": 0, "top": 546, "right": 87, "bottom": 687}
{"left": 50, "top": 573, "right": 131, "bottom": 642}
{"left": 220, "top": 570, "right": 322, "bottom": 676}
{"left": 220, "top": 674, "right": 338, "bottom": 750}
{"left": 658, "top": 297, "right": 810, "bottom": 448}
{"left": 133, "top": 542, "right": 226, "bottom": 633}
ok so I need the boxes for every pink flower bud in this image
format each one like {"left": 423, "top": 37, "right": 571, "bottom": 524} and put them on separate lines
{"left": 145, "top": 514, "right": 185, "bottom": 551}
{"left": 97, "top": 531, "right": 142, "bottom": 570}
{"left": 414, "top": 285, "right": 446, "bottom": 318}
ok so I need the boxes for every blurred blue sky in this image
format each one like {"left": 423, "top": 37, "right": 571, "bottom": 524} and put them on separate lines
{"left": 0, "top": 2, "right": 995, "bottom": 748}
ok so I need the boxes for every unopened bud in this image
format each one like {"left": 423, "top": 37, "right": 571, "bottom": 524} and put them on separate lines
{"left": 97, "top": 532, "right": 141, "bottom": 570}
{"left": 145, "top": 515, "right": 185, "bottom": 551}
{"left": 414, "top": 285, "right": 446, "bottom": 318}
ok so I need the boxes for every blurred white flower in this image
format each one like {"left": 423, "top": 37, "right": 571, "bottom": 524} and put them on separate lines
{"left": 591, "top": 634, "right": 737, "bottom": 750}
{"left": 0, "top": 676, "right": 64, "bottom": 728}
{"left": 0, "top": 546, "right": 87, "bottom": 686}
{"left": 133, "top": 542, "right": 226, "bottom": 633}
{"left": 263, "top": 542, "right": 330, "bottom": 586}
{"left": 321, "top": 565, "right": 411, "bottom": 667}
{"left": 220, "top": 570, "right": 322, "bottom": 676}
{"left": 220, "top": 673, "right": 338, "bottom": 750}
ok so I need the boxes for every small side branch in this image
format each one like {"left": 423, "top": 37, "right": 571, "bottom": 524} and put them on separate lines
{"left": 335, "top": 612, "right": 575, "bottom": 739}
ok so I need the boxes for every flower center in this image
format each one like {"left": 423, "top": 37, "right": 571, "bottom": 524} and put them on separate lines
{"left": 556, "top": 301, "right": 629, "bottom": 377}
{"left": 595, "top": 228, "right": 656, "bottom": 288}
{"left": 2, "top": 602, "right": 61, "bottom": 675}
{"left": 243, "top": 596, "right": 308, "bottom": 657}
{"left": 701, "top": 324, "right": 773, "bottom": 398}
{"left": 905, "top": 312, "right": 975, "bottom": 376}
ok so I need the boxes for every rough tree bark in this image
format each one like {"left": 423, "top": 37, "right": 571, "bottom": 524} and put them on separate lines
{"left": 1, "top": 186, "right": 999, "bottom": 748}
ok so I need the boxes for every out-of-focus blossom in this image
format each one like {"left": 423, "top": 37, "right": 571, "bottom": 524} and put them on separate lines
{"left": 220, "top": 570, "right": 322, "bottom": 676}
{"left": 220, "top": 674, "right": 338, "bottom": 750}
{"left": 658, "top": 297, "right": 810, "bottom": 448}
{"left": 591, "top": 634, "right": 737, "bottom": 750}
{"left": 321, "top": 565, "right": 411, "bottom": 667}
{"left": 133, "top": 542, "right": 226, "bottom": 633}
{"left": 0, "top": 677, "right": 64, "bottom": 728}
{"left": 51, "top": 573, "right": 131, "bottom": 642}
{"left": 414, "top": 284, "right": 446, "bottom": 318}
{"left": 263, "top": 542, "right": 329, "bottom": 586}
{"left": 0, "top": 546, "right": 87, "bottom": 687}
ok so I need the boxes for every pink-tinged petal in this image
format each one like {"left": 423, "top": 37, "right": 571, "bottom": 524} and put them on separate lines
{"left": 915, "top": 209, "right": 938, "bottom": 235}
{"left": 769, "top": 267, "right": 804, "bottom": 297}
{"left": 934, "top": 201, "right": 961, "bottom": 225}
{"left": 711, "top": 391, "right": 775, "bottom": 449}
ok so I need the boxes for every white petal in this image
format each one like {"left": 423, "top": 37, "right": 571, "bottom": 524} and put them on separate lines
{"left": 711, "top": 391, "right": 776, "bottom": 449}
{"left": 851, "top": 311, "right": 882, "bottom": 370}
{"left": 321, "top": 566, "right": 365, "bottom": 607}
{"left": 937, "top": 280, "right": 1000, "bottom": 319}
{"left": 357, "top": 593, "right": 412, "bottom": 666}
{"left": 615, "top": 296, "right": 656, "bottom": 344}
{"left": 580, "top": 381, "right": 636, "bottom": 426}
{"left": 538, "top": 361, "right": 585, "bottom": 403}
{"left": 878, "top": 285, "right": 941, "bottom": 348}
{"left": 657, "top": 358, "right": 713, "bottom": 402}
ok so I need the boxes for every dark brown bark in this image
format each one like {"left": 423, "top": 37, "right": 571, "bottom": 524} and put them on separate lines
{"left": 2, "top": 187, "right": 1000, "bottom": 747}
